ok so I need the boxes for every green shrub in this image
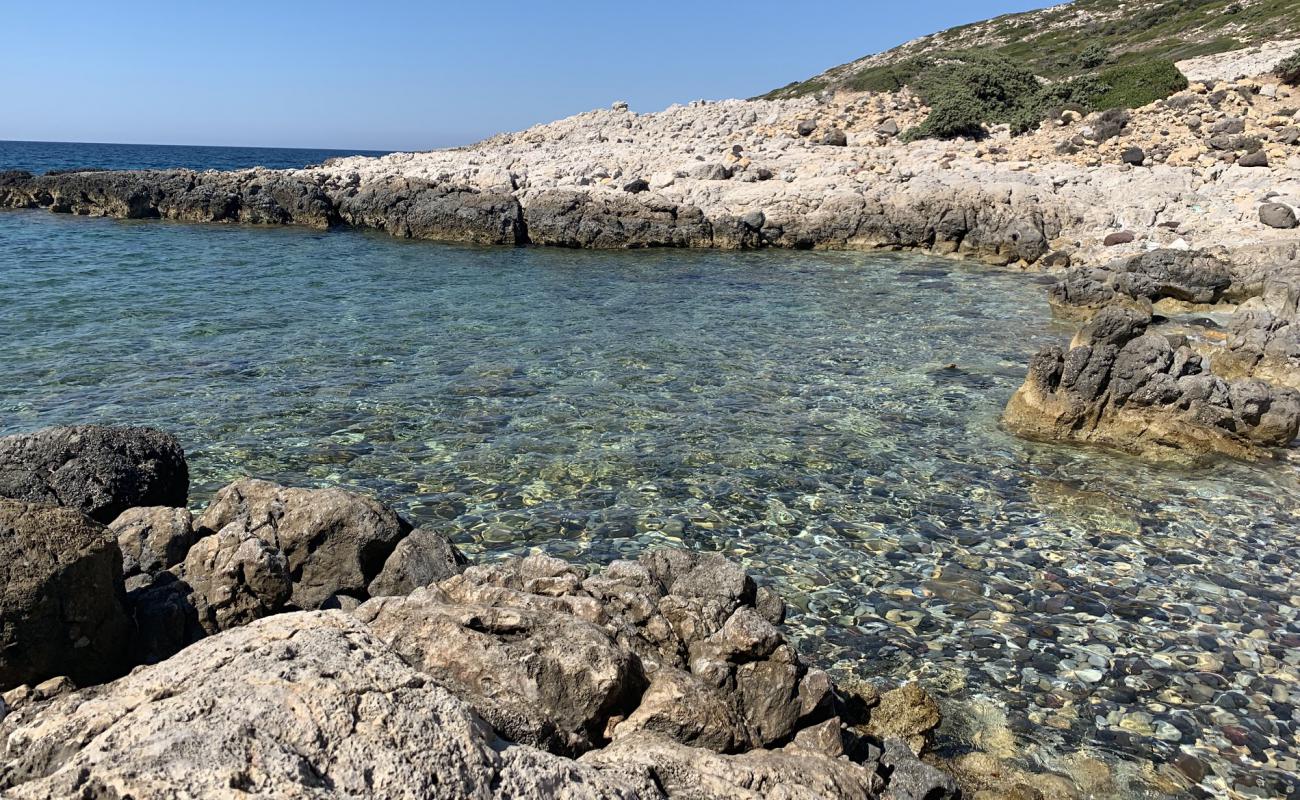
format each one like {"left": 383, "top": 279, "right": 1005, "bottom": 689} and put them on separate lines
{"left": 894, "top": 53, "right": 1187, "bottom": 141}
{"left": 1278, "top": 49, "right": 1300, "bottom": 85}
{"left": 846, "top": 58, "right": 930, "bottom": 93}
{"left": 901, "top": 54, "right": 1044, "bottom": 140}
{"left": 1089, "top": 59, "right": 1189, "bottom": 110}
{"left": 1079, "top": 43, "right": 1110, "bottom": 69}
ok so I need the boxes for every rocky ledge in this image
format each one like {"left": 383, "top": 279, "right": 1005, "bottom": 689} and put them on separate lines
{"left": 0, "top": 424, "right": 967, "bottom": 800}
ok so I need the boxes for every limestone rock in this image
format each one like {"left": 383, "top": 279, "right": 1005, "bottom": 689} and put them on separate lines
{"left": 197, "top": 478, "right": 411, "bottom": 609}
{"left": 109, "top": 505, "right": 195, "bottom": 583}
{"left": 862, "top": 683, "right": 942, "bottom": 756}
{"left": 368, "top": 527, "right": 467, "bottom": 597}
{"left": 1004, "top": 304, "right": 1300, "bottom": 460}
{"left": 182, "top": 519, "right": 293, "bottom": 634}
{"left": 356, "top": 591, "right": 645, "bottom": 755}
{"left": 0, "top": 425, "right": 187, "bottom": 524}
{"left": 0, "top": 501, "right": 130, "bottom": 690}
{"left": 581, "top": 731, "right": 885, "bottom": 799}
{"left": 0, "top": 612, "right": 658, "bottom": 799}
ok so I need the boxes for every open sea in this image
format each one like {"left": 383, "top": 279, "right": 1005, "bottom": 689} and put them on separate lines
{"left": 0, "top": 139, "right": 392, "bottom": 173}
{"left": 3, "top": 141, "right": 1298, "bottom": 799}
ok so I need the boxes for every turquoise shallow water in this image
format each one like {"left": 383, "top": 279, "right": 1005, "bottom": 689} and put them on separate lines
{"left": 3, "top": 209, "right": 1300, "bottom": 798}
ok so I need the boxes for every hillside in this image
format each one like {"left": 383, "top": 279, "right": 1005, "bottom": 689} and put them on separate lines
{"left": 763, "top": 0, "right": 1300, "bottom": 98}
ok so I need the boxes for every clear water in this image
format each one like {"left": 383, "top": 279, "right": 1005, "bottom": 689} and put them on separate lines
{"left": 0, "top": 139, "right": 391, "bottom": 174}
{"left": 3, "top": 208, "right": 1300, "bottom": 799}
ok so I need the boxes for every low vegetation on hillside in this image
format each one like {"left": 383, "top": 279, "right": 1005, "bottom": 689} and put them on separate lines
{"left": 766, "top": 0, "right": 1300, "bottom": 101}
{"left": 761, "top": 0, "right": 1297, "bottom": 139}
{"left": 886, "top": 52, "right": 1187, "bottom": 141}
{"left": 1280, "top": 48, "right": 1300, "bottom": 84}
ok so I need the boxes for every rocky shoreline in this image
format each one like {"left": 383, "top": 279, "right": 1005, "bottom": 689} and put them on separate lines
{"left": 4, "top": 48, "right": 1300, "bottom": 462}
{"left": 0, "top": 423, "right": 983, "bottom": 799}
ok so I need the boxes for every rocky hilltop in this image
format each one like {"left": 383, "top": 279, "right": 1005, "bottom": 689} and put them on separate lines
{"left": 764, "top": 0, "right": 1300, "bottom": 98}
{"left": 0, "top": 424, "right": 977, "bottom": 799}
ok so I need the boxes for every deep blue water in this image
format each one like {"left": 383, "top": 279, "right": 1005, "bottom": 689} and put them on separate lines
{"left": 0, "top": 140, "right": 392, "bottom": 174}
{"left": 2, "top": 143, "right": 1299, "bottom": 798}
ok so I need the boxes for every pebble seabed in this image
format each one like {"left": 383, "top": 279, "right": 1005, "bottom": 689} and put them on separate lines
{"left": 3, "top": 210, "right": 1300, "bottom": 799}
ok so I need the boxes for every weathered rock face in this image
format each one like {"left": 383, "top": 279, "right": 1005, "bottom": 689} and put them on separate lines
{"left": 0, "top": 425, "right": 188, "bottom": 524}
{"left": 1214, "top": 280, "right": 1300, "bottom": 391}
{"left": 196, "top": 478, "right": 412, "bottom": 610}
{"left": 580, "top": 731, "right": 886, "bottom": 799}
{"left": 334, "top": 177, "right": 525, "bottom": 244}
{"left": 1049, "top": 249, "right": 1233, "bottom": 313}
{"left": 1003, "top": 305, "right": 1300, "bottom": 460}
{"left": 367, "top": 527, "right": 468, "bottom": 597}
{"left": 358, "top": 551, "right": 835, "bottom": 761}
{"left": 0, "top": 551, "right": 958, "bottom": 800}
{"left": 0, "top": 168, "right": 336, "bottom": 228}
{"left": 359, "top": 592, "right": 646, "bottom": 755}
{"left": 0, "top": 612, "right": 658, "bottom": 800}
{"left": 0, "top": 501, "right": 130, "bottom": 690}
{"left": 108, "top": 505, "right": 196, "bottom": 588}
{"left": 522, "top": 190, "right": 714, "bottom": 249}
{"left": 182, "top": 517, "right": 293, "bottom": 635}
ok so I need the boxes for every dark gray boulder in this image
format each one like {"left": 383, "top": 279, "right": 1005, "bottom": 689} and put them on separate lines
{"left": 0, "top": 500, "right": 131, "bottom": 690}
{"left": 1121, "top": 147, "right": 1145, "bottom": 165}
{"left": 367, "top": 527, "right": 467, "bottom": 597}
{"left": 879, "top": 738, "right": 960, "bottom": 800}
{"left": 821, "top": 128, "right": 848, "bottom": 146}
{"left": 1261, "top": 202, "right": 1298, "bottom": 229}
{"left": 0, "top": 425, "right": 188, "bottom": 524}
{"left": 1238, "top": 150, "right": 1269, "bottom": 168}
{"left": 333, "top": 178, "right": 524, "bottom": 244}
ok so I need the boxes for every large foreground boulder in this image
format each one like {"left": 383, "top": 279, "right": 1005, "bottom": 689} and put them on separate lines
{"left": 0, "top": 612, "right": 657, "bottom": 799}
{"left": 0, "top": 425, "right": 188, "bottom": 523}
{"left": 0, "top": 532, "right": 956, "bottom": 799}
{"left": 1003, "top": 305, "right": 1300, "bottom": 460}
{"left": 0, "top": 501, "right": 130, "bottom": 690}
{"left": 359, "top": 551, "right": 837, "bottom": 759}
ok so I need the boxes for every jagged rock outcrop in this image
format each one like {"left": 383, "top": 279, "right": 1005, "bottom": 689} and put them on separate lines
{"left": 107, "top": 505, "right": 196, "bottom": 590}
{"left": 0, "top": 501, "right": 130, "bottom": 690}
{"left": 333, "top": 177, "right": 525, "bottom": 244}
{"left": 1003, "top": 305, "right": 1300, "bottom": 460}
{"left": 1049, "top": 249, "right": 1234, "bottom": 314}
{"left": 0, "top": 612, "right": 660, "bottom": 799}
{"left": 1215, "top": 280, "right": 1300, "bottom": 390}
{"left": 0, "top": 425, "right": 188, "bottom": 524}
{"left": 0, "top": 550, "right": 957, "bottom": 800}
{"left": 522, "top": 190, "right": 714, "bottom": 248}
{"left": 0, "top": 168, "right": 335, "bottom": 227}
{"left": 356, "top": 550, "right": 835, "bottom": 758}
{"left": 195, "top": 477, "right": 413, "bottom": 610}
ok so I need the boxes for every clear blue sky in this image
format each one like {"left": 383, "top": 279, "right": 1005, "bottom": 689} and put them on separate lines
{"left": 1, "top": 1, "right": 1050, "bottom": 151}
